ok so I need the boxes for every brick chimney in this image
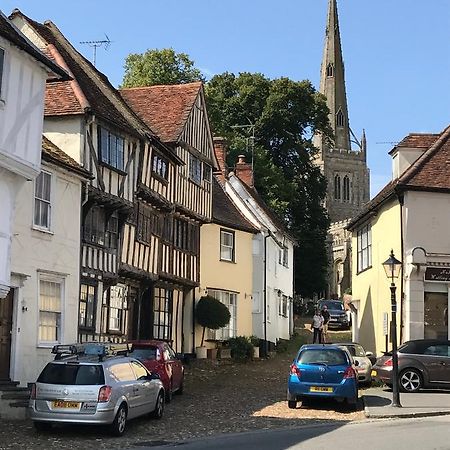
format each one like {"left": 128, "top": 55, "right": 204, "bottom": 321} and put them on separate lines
{"left": 235, "top": 155, "right": 254, "bottom": 187}
{"left": 213, "top": 136, "right": 228, "bottom": 183}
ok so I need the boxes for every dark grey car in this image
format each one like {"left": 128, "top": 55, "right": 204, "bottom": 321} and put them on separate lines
{"left": 318, "top": 300, "right": 349, "bottom": 330}
{"left": 372, "top": 339, "right": 450, "bottom": 392}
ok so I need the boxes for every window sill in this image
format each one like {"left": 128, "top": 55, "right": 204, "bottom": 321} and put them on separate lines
{"left": 37, "top": 343, "right": 59, "bottom": 349}
{"left": 32, "top": 226, "right": 54, "bottom": 236}
{"left": 99, "top": 161, "right": 127, "bottom": 176}
{"left": 151, "top": 172, "right": 169, "bottom": 185}
{"left": 188, "top": 178, "right": 202, "bottom": 187}
{"left": 356, "top": 265, "right": 372, "bottom": 275}
{"left": 220, "top": 258, "right": 236, "bottom": 264}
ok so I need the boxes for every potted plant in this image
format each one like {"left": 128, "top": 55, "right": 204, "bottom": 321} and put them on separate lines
{"left": 195, "top": 295, "right": 230, "bottom": 359}
{"left": 250, "top": 335, "right": 261, "bottom": 359}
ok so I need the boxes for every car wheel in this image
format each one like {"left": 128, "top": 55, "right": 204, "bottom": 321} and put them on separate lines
{"left": 288, "top": 400, "right": 297, "bottom": 409}
{"left": 151, "top": 391, "right": 165, "bottom": 419}
{"left": 399, "top": 368, "right": 422, "bottom": 393}
{"left": 33, "top": 421, "right": 52, "bottom": 433}
{"left": 110, "top": 403, "right": 127, "bottom": 437}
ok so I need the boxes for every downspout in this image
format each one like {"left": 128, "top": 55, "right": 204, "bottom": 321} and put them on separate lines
{"left": 396, "top": 189, "right": 405, "bottom": 344}
{"left": 263, "top": 232, "right": 270, "bottom": 357}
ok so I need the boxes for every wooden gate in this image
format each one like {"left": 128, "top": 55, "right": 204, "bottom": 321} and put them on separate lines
{"left": 0, "top": 289, "right": 13, "bottom": 380}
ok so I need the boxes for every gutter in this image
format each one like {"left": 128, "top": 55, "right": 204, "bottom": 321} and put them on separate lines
{"left": 263, "top": 232, "right": 270, "bottom": 357}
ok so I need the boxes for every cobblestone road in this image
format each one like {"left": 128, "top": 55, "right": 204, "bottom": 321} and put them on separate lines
{"left": 0, "top": 328, "right": 365, "bottom": 449}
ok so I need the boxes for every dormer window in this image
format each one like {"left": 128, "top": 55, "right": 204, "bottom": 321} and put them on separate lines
{"left": 0, "top": 47, "right": 5, "bottom": 98}
{"left": 326, "top": 63, "right": 334, "bottom": 77}
{"left": 336, "top": 109, "right": 345, "bottom": 128}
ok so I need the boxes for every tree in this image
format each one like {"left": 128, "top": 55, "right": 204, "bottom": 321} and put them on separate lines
{"left": 196, "top": 296, "right": 231, "bottom": 346}
{"left": 206, "top": 72, "right": 332, "bottom": 296}
{"left": 121, "top": 48, "right": 205, "bottom": 88}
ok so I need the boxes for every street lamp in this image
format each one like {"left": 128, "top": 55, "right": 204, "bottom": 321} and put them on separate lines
{"left": 382, "top": 249, "right": 402, "bottom": 408}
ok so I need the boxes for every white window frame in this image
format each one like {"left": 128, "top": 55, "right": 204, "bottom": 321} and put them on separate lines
{"left": 357, "top": 223, "right": 372, "bottom": 273}
{"left": 189, "top": 153, "right": 202, "bottom": 184}
{"left": 278, "top": 247, "right": 289, "bottom": 268}
{"left": 207, "top": 289, "right": 237, "bottom": 340}
{"left": 0, "top": 46, "right": 5, "bottom": 102}
{"left": 37, "top": 273, "right": 65, "bottom": 347}
{"left": 33, "top": 170, "right": 53, "bottom": 232}
{"left": 220, "top": 229, "right": 235, "bottom": 262}
{"left": 278, "top": 294, "right": 288, "bottom": 318}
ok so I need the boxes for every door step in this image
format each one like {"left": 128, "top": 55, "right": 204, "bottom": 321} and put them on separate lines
{"left": 0, "top": 381, "right": 30, "bottom": 420}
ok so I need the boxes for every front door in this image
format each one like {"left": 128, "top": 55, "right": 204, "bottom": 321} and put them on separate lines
{"left": 0, "top": 289, "right": 13, "bottom": 380}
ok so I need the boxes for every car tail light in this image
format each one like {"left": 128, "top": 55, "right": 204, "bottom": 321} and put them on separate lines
{"left": 383, "top": 358, "right": 393, "bottom": 367}
{"left": 343, "top": 367, "right": 355, "bottom": 379}
{"left": 290, "top": 364, "right": 301, "bottom": 378}
{"left": 30, "top": 383, "right": 36, "bottom": 400}
{"left": 98, "top": 385, "right": 112, "bottom": 403}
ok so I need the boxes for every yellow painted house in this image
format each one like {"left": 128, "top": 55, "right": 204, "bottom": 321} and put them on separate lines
{"left": 195, "top": 176, "right": 257, "bottom": 350}
{"left": 348, "top": 126, "right": 450, "bottom": 357}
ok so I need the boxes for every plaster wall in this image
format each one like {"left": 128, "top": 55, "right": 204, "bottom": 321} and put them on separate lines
{"left": 10, "top": 162, "right": 82, "bottom": 384}
{"left": 351, "top": 199, "right": 401, "bottom": 356}
{"left": 195, "top": 223, "right": 254, "bottom": 348}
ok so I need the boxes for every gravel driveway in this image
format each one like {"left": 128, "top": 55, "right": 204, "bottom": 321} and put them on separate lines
{"left": 0, "top": 328, "right": 365, "bottom": 449}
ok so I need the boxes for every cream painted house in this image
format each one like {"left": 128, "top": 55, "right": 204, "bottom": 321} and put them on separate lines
{"left": 10, "top": 137, "right": 90, "bottom": 385}
{"left": 348, "top": 126, "right": 450, "bottom": 357}
{"left": 195, "top": 177, "right": 257, "bottom": 351}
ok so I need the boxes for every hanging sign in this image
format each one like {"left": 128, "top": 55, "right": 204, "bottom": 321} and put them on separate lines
{"left": 425, "top": 267, "right": 450, "bottom": 282}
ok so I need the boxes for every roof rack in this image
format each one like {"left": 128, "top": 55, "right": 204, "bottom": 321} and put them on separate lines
{"left": 52, "top": 342, "right": 130, "bottom": 361}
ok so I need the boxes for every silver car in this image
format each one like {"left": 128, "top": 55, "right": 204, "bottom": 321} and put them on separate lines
{"left": 29, "top": 343, "right": 165, "bottom": 436}
{"left": 336, "top": 343, "right": 373, "bottom": 385}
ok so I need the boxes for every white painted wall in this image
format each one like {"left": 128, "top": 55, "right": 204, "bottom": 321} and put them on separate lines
{"left": 10, "top": 162, "right": 82, "bottom": 385}
{"left": 0, "top": 34, "right": 50, "bottom": 298}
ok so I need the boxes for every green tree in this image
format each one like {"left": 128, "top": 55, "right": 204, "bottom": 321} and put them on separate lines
{"left": 121, "top": 48, "right": 205, "bottom": 88}
{"left": 206, "top": 72, "right": 332, "bottom": 296}
{"left": 196, "top": 296, "right": 231, "bottom": 346}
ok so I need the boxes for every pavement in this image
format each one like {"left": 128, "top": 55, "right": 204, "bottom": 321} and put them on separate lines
{"left": 362, "top": 386, "right": 450, "bottom": 418}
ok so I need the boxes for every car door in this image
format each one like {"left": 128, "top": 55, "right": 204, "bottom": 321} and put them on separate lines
{"left": 131, "top": 360, "right": 157, "bottom": 414}
{"left": 108, "top": 362, "right": 139, "bottom": 418}
{"left": 422, "top": 344, "right": 450, "bottom": 384}
{"left": 167, "top": 345, "right": 183, "bottom": 390}
{"left": 162, "top": 344, "right": 174, "bottom": 389}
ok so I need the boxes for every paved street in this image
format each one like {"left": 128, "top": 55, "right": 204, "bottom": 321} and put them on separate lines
{"left": 0, "top": 328, "right": 366, "bottom": 449}
{"left": 138, "top": 415, "right": 450, "bottom": 450}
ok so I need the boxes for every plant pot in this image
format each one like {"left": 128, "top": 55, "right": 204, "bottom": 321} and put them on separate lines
{"left": 196, "top": 346, "right": 207, "bottom": 359}
{"left": 253, "top": 346, "right": 260, "bottom": 359}
{"left": 207, "top": 348, "right": 218, "bottom": 359}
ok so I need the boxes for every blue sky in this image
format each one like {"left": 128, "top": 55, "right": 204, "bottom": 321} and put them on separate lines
{"left": 3, "top": 0, "right": 450, "bottom": 196}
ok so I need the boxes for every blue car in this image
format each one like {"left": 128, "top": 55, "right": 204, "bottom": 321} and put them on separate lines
{"left": 287, "top": 344, "right": 358, "bottom": 409}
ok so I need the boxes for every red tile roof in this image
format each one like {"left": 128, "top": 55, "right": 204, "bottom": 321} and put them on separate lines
{"left": 42, "top": 136, "right": 91, "bottom": 179}
{"left": 120, "top": 83, "right": 202, "bottom": 142}
{"left": 348, "top": 124, "right": 450, "bottom": 230}
{"left": 44, "top": 81, "right": 84, "bottom": 115}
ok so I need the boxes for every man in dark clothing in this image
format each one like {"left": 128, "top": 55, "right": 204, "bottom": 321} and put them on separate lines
{"left": 321, "top": 305, "right": 330, "bottom": 343}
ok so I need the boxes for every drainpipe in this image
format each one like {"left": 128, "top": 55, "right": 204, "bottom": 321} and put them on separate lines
{"left": 263, "top": 232, "right": 270, "bottom": 357}
{"left": 396, "top": 189, "right": 405, "bottom": 344}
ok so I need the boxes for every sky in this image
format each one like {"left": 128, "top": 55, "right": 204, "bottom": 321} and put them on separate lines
{"left": 2, "top": 0, "right": 449, "bottom": 197}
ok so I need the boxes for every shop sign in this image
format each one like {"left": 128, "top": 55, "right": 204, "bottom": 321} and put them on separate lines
{"left": 425, "top": 267, "right": 450, "bottom": 282}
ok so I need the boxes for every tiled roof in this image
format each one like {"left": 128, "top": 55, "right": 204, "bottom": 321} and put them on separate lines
{"left": 0, "top": 10, "right": 68, "bottom": 79}
{"left": 120, "top": 83, "right": 202, "bottom": 142}
{"left": 212, "top": 177, "right": 258, "bottom": 234}
{"left": 42, "top": 135, "right": 91, "bottom": 179}
{"left": 11, "top": 11, "right": 153, "bottom": 138}
{"left": 45, "top": 81, "right": 84, "bottom": 115}
{"left": 348, "top": 124, "right": 450, "bottom": 230}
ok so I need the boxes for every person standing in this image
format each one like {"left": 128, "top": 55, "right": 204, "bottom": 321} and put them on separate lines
{"left": 311, "top": 309, "right": 324, "bottom": 343}
{"left": 321, "top": 305, "right": 330, "bottom": 343}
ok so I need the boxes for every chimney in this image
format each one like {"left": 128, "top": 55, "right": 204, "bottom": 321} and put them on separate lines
{"left": 213, "top": 136, "right": 228, "bottom": 183}
{"left": 235, "top": 154, "right": 254, "bottom": 188}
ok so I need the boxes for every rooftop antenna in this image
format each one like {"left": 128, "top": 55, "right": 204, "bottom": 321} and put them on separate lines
{"left": 231, "top": 120, "right": 256, "bottom": 173}
{"left": 80, "top": 34, "right": 112, "bottom": 67}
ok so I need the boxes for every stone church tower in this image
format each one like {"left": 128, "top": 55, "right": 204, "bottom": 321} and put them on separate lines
{"left": 313, "top": 0, "right": 370, "bottom": 297}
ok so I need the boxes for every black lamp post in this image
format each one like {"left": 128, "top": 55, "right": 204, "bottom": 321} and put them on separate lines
{"left": 382, "top": 249, "right": 402, "bottom": 408}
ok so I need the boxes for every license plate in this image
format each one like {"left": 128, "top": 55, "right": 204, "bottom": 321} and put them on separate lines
{"left": 310, "top": 386, "right": 333, "bottom": 392}
{"left": 371, "top": 370, "right": 377, "bottom": 377}
{"left": 52, "top": 400, "right": 80, "bottom": 409}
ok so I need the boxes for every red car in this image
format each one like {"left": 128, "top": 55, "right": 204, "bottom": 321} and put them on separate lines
{"left": 128, "top": 340, "right": 184, "bottom": 402}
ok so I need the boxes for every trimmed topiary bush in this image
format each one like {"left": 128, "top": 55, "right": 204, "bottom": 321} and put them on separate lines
{"left": 196, "top": 295, "right": 231, "bottom": 346}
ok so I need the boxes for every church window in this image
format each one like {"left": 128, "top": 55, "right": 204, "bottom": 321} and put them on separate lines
{"left": 334, "top": 175, "right": 341, "bottom": 200}
{"left": 326, "top": 63, "right": 334, "bottom": 77}
{"left": 343, "top": 175, "right": 350, "bottom": 202}
{"left": 336, "top": 109, "right": 345, "bottom": 128}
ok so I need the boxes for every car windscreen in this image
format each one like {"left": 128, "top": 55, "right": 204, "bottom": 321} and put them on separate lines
{"left": 320, "top": 301, "right": 344, "bottom": 311}
{"left": 129, "top": 347, "right": 158, "bottom": 361}
{"left": 37, "top": 363, "right": 105, "bottom": 385}
{"left": 341, "top": 345, "right": 365, "bottom": 357}
{"left": 298, "top": 349, "right": 348, "bottom": 366}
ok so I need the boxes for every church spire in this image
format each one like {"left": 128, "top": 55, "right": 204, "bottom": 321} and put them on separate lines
{"left": 319, "top": 0, "right": 351, "bottom": 151}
